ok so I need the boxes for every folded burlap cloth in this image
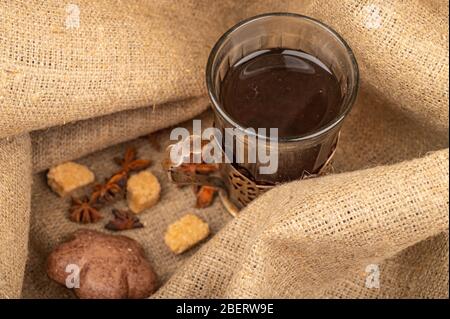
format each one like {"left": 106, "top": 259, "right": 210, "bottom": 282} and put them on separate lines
{"left": 0, "top": 0, "right": 448, "bottom": 298}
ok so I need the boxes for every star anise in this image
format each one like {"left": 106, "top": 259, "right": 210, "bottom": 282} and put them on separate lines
{"left": 195, "top": 185, "right": 218, "bottom": 208}
{"left": 90, "top": 172, "right": 125, "bottom": 204}
{"left": 179, "top": 163, "right": 220, "bottom": 175}
{"left": 105, "top": 209, "right": 144, "bottom": 231}
{"left": 69, "top": 197, "right": 103, "bottom": 223}
{"left": 114, "top": 147, "right": 152, "bottom": 175}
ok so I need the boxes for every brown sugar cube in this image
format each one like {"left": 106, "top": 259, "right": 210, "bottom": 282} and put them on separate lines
{"left": 126, "top": 171, "right": 161, "bottom": 214}
{"left": 164, "top": 214, "right": 210, "bottom": 254}
{"left": 47, "top": 162, "right": 95, "bottom": 197}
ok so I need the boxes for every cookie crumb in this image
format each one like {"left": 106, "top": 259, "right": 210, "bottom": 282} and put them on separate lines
{"left": 164, "top": 214, "right": 210, "bottom": 254}
{"left": 47, "top": 162, "right": 95, "bottom": 197}
{"left": 127, "top": 171, "right": 161, "bottom": 214}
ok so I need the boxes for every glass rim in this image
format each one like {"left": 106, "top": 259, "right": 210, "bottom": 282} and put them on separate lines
{"left": 206, "top": 12, "right": 360, "bottom": 142}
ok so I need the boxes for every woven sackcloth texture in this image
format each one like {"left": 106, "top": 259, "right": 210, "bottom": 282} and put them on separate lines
{"left": 155, "top": 149, "right": 448, "bottom": 298}
{"left": 31, "top": 96, "right": 209, "bottom": 173}
{"left": 0, "top": 0, "right": 241, "bottom": 139}
{"left": 305, "top": 0, "right": 449, "bottom": 133}
{"left": 0, "top": 0, "right": 448, "bottom": 298}
{"left": 0, "top": 134, "right": 32, "bottom": 298}
{"left": 21, "top": 118, "right": 232, "bottom": 298}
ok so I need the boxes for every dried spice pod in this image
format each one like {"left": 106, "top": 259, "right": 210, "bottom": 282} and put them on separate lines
{"left": 105, "top": 209, "right": 144, "bottom": 231}
{"left": 69, "top": 197, "right": 103, "bottom": 224}
{"left": 195, "top": 185, "right": 218, "bottom": 208}
{"left": 90, "top": 172, "right": 125, "bottom": 205}
{"left": 192, "top": 184, "right": 200, "bottom": 194}
{"left": 114, "top": 147, "right": 152, "bottom": 175}
{"left": 178, "top": 163, "right": 220, "bottom": 175}
{"left": 194, "top": 163, "right": 220, "bottom": 174}
{"left": 110, "top": 170, "right": 128, "bottom": 188}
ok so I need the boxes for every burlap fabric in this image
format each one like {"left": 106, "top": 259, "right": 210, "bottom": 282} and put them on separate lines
{"left": 0, "top": 0, "right": 448, "bottom": 298}
{"left": 0, "top": 0, "right": 241, "bottom": 139}
{"left": 31, "top": 96, "right": 209, "bottom": 173}
{"left": 0, "top": 135, "right": 31, "bottom": 298}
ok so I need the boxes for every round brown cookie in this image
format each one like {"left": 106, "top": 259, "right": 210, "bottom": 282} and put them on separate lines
{"left": 46, "top": 229, "right": 158, "bottom": 299}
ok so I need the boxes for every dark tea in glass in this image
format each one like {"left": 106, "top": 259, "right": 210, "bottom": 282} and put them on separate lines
{"left": 167, "top": 13, "right": 359, "bottom": 211}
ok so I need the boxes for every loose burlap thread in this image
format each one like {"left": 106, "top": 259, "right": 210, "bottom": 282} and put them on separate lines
{"left": 0, "top": 0, "right": 448, "bottom": 298}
